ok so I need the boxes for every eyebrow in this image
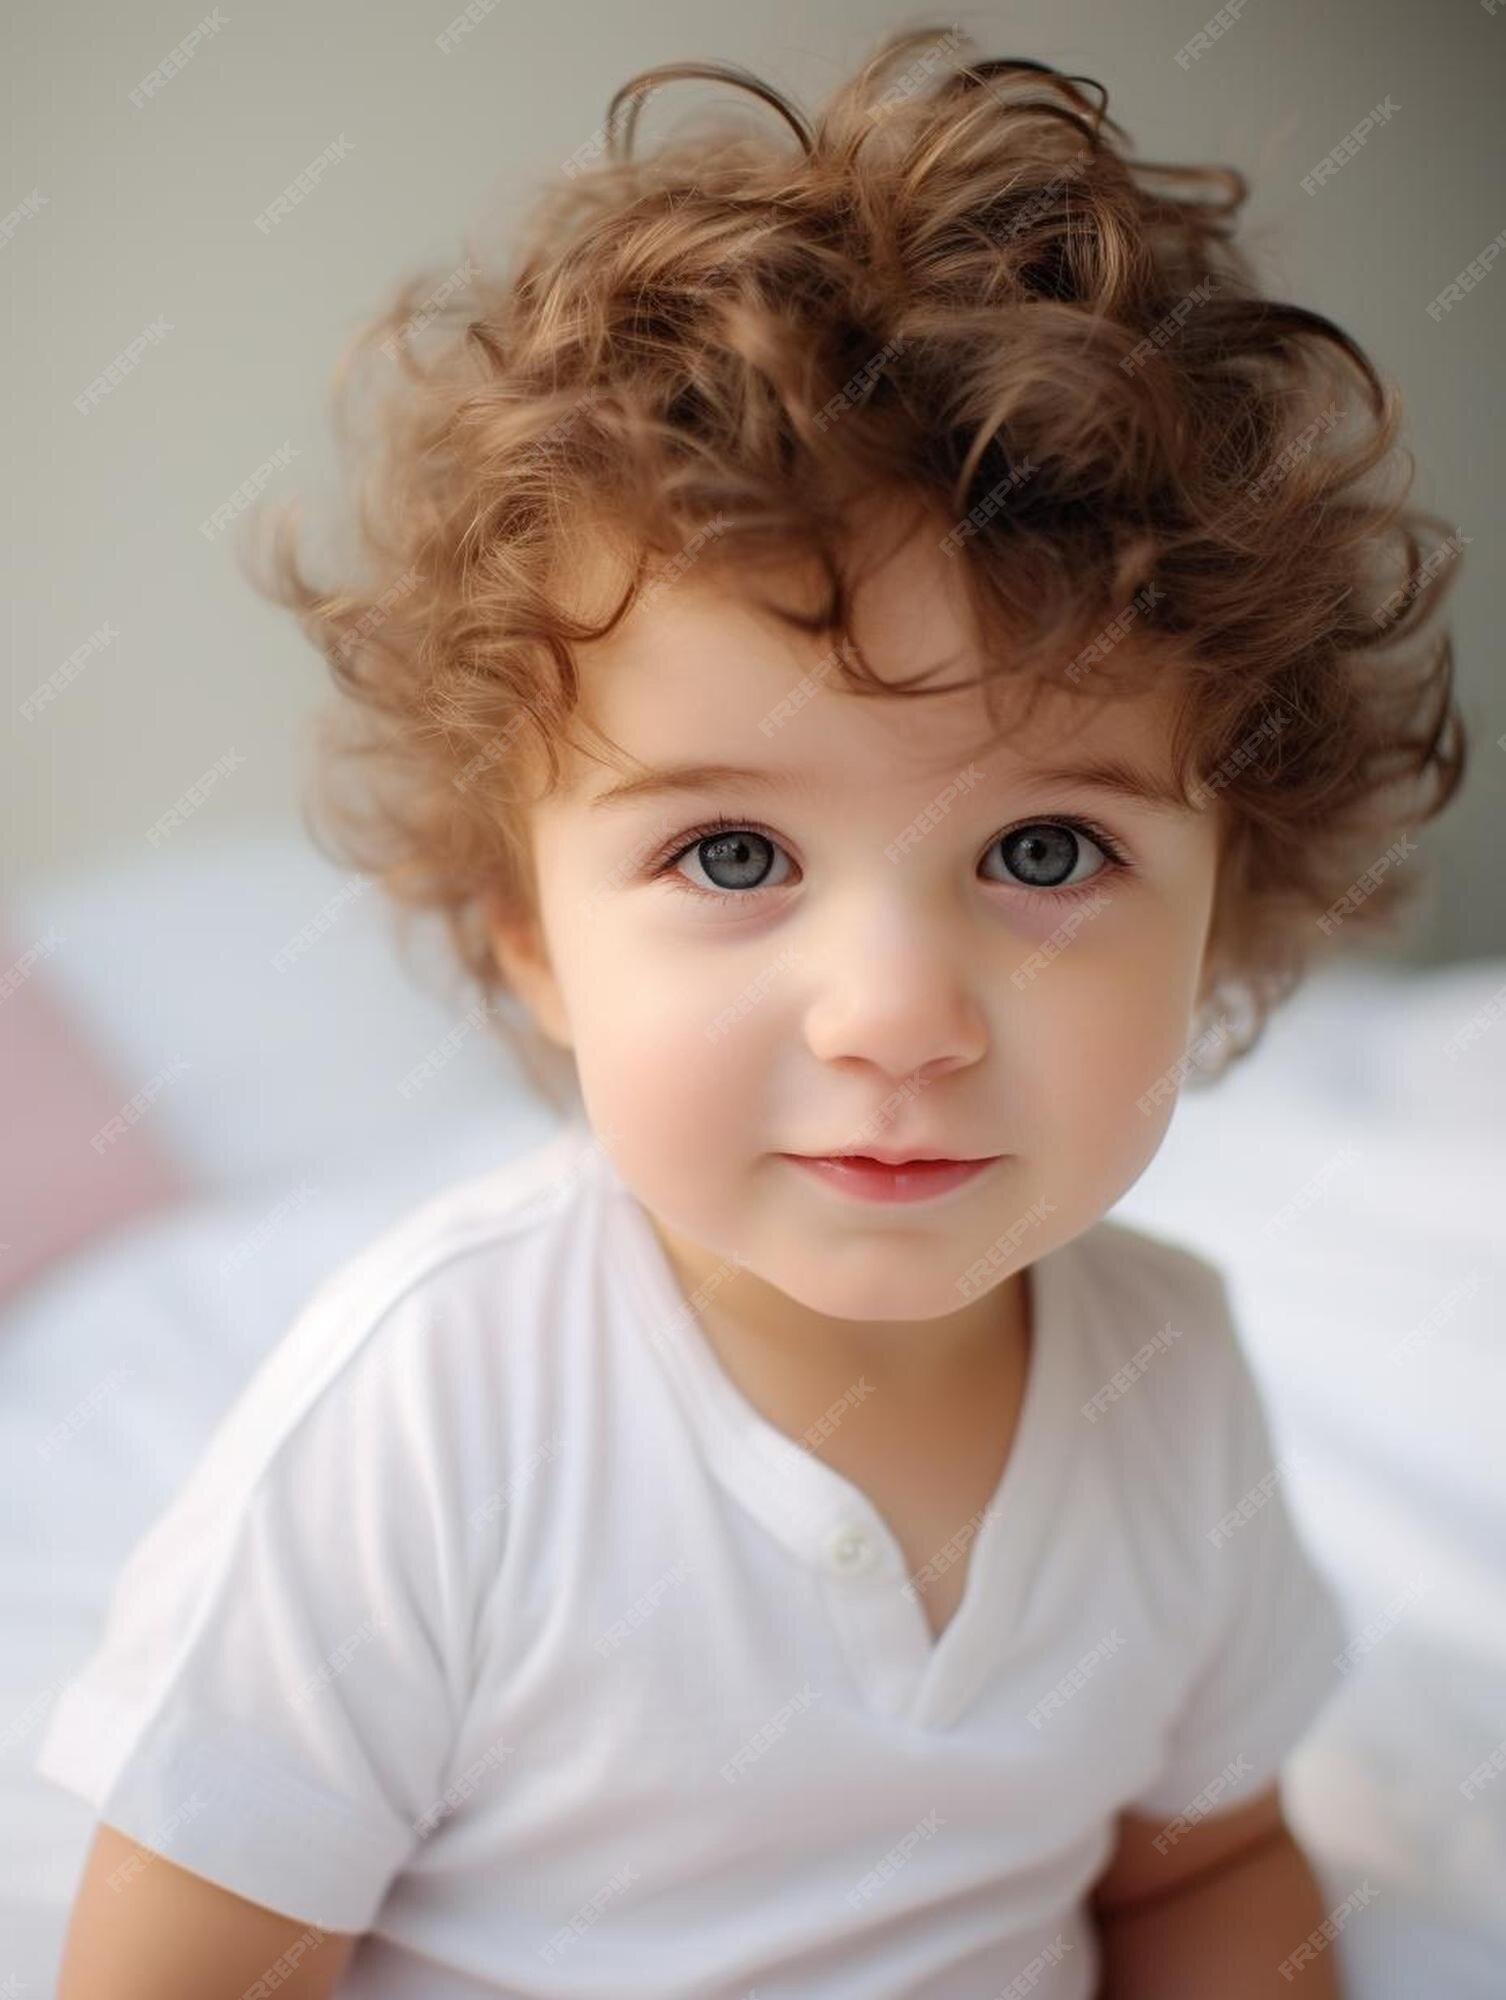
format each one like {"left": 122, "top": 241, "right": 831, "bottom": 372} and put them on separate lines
{"left": 585, "top": 756, "right": 1196, "bottom": 817}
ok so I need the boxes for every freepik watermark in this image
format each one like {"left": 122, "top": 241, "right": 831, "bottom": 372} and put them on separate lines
{"left": 1277, "top": 1881, "right": 1379, "bottom": 1981}
{"left": 1427, "top": 223, "right": 1506, "bottom": 319}
{"left": 803, "top": 1377, "right": 876, "bottom": 1449}
{"left": 379, "top": 260, "right": 479, "bottom": 357}
{"left": 437, "top": 0, "right": 505, "bottom": 56}
{"left": 201, "top": 441, "right": 298, "bottom": 541}
{"left": 414, "top": 1737, "right": 515, "bottom": 1839}
{"left": 885, "top": 763, "right": 984, "bottom": 860}
{"left": 336, "top": 564, "right": 422, "bottom": 669}
{"left": 636, "top": 516, "right": 728, "bottom": 610}
{"left": 1444, "top": 976, "right": 1506, "bottom": 1062}
{"left": 0, "top": 1680, "right": 60, "bottom": 1757}
{"left": 659, "top": 1250, "right": 750, "bottom": 1349}
{"left": 1374, "top": 529, "right": 1470, "bottom": 625}
{"left": 908, "top": 1505, "right": 994, "bottom": 1598}
{"left": 1151, "top": 1757, "right": 1255, "bottom": 1853}
{"left": 1185, "top": 706, "right": 1293, "bottom": 812}
{"left": 0, "top": 187, "right": 46, "bottom": 247}
{"left": 450, "top": 713, "right": 529, "bottom": 794}
{"left": 1027, "top": 1629, "right": 1126, "bottom": 1728}
{"left": 956, "top": 1197, "right": 1055, "bottom": 1302}
{"left": 106, "top": 1793, "right": 209, "bottom": 1890}
{"left": 1315, "top": 833, "right": 1418, "bottom": 935}
{"left": 539, "top": 1863, "right": 640, "bottom": 1962}
{"left": 1081, "top": 1323, "right": 1185, "bottom": 1423}
{"left": 1011, "top": 889, "right": 1112, "bottom": 989}
{"left": 243, "top": 1928, "right": 330, "bottom": 1995}
{"left": 561, "top": 122, "right": 612, "bottom": 180}
{"left": 758, "top": 641, "right": 849, "bottom": 737}
{"left": 1333, "top": 1576, "right": 1429, "bottom": 1676}
{"left": 215, "top": 1178, "right": 319, "bottom": 1281}
{"left": 253, "top": 135, "right": 354, "bottom": 234}
{"left": 1301, "top": 98, "right": 1399, "bottom": 197}
{"left": 993, "top": 1933, "right": 1075, "bottom": 1997}
{"left": 1136, "top": 1014, "right": 1238, "bottom": 1114}
{"left": 19, "top": 621, "right": 120, "bottom": 721}
{"left": 1461, "top": 1734, "right": 1506, "bottom": 1801}
{"left": 1385, "top": 1271, "right": 1480, "bottom": 1368}
{"left": 1260, "top": 1143, "right": 1358, "bottom": 1243}
{"left": 0, "top": 925, "right": 64, "bottom": 1003}
{"left": 90, "top": 1058, "right": 191, "bottom": 1154}
{"left": 398, "top": 996, "right": 501, "bottom": 1098}
{"left": 1209, "top": 1459, "right": 1291, "bottom": 1549}
{"left": 938, "top": 458, "right": 1038, "bottom": 557}
{"left": 874, "top": 28, "right": 967, "bottom": 109}
{"left": 289, "top": 1616, "right": 381, "bottom": 1713}
{"left": 146, "top": 748, "right": 243, "bottom": 846}
{"left": 814, "top": 336, "right": 906, "bottom": 432}
{"left": 846, "top": 1808, "right": 946, "bottom": 1908}
{"left": 1120, "top": 279, "right": 1217, "bottom": 374}
{"left": 35, "top": 1366, "right": 134, "bottom": 1460}
{"left": 129, "top": 9, "right": 228, "bottom": 108}
{"left": 811, "top": 1072, "right": 947, "bottom": 1179}
{"left": 270, "top": 874, "right": 372, "bottom": 972}
{"left": 1247, "top": 403, "right": 1343, "bottom": 501}
{"left": 74, "top": 317, "right": 173, "bottom": 414}
{"left": 721, "top": 1684, "right": 823, "bottom": 1785}
{"left": 1174, "top": 0, "right": 1250, "bottom": 69}
{"left": 997, "top": 167, "right": 1083, "bottom": 242}
{"left": 707, "top": 946, "right": 802, "bottom": 1044}
{"left": 1062, "top": 584, "right": 1164, "bottom": 685}
{"left": 595, "top": 1558, "right": 693, "bottom": 1659}
{"left": 470, "top": 1436, "right": 564, "bottom": 1531}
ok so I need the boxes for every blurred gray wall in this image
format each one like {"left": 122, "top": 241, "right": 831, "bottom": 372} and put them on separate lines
{"left": 4, "top": 0, "right": 1502, "bottom": 962}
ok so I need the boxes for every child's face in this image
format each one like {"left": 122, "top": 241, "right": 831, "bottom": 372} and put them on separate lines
{"left": 490, "top": 507, "right": 1223, "bottom": 1340}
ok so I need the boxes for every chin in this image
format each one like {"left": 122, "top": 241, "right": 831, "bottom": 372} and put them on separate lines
{"left": 762, "top": 1252, "right": 988, "bottom": 1326}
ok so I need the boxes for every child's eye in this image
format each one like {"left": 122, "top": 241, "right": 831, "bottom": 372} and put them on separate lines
{"left": 980, "top": 821, "right": 1124, "bottom": 893}
{"left": 648, "top": 815, "right": 1129, "bottom": 902}
{"left": 655, "top": 820, "right": 795, "bottom": 898}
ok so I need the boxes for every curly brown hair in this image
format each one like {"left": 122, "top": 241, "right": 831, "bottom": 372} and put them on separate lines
{"left": 247, "top": 23, "right": 1467, "bottom": 1107}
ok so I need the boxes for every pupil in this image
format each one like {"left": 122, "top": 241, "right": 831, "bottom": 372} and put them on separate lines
{"left": 701, "top": 831, "right": 772, "bottom": 890}
{"left": 1005, "top": 824, "right": 1077, "bottom": 886}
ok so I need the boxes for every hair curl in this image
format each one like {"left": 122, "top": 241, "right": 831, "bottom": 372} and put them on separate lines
{"left": 248, "top": 23, "right": 1467, "bottom": 1104}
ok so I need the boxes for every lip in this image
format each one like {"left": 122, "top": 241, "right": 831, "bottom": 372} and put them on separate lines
{"left": 779, "top": 1153, "right": 1002, "bottom": 1205}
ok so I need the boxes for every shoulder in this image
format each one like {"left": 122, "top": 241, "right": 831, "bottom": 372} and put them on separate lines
{"left": 151, "top": 1120, "right": 605, "bottom": 1541}
{"left": 1056, "top": 1215, "right": 1268, "bottom": 1511}
{"left": 1064, "top": 1214, "right": 1239, "bottom": 1392}
{"left": 300, "top": 1115, "right": 598, "bottom": 1338}
{"left": 1067, "top": 1211, "right": 1231, "bottom": 1318}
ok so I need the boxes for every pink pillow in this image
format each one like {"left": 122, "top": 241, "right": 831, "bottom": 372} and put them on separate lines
{"left": 0, "top": 921, "right": 192, "bottom": 1309}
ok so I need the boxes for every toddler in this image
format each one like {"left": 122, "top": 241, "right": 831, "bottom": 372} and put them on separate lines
{"left": 37, "top": 24, "right": 1466, "bottom": 1999}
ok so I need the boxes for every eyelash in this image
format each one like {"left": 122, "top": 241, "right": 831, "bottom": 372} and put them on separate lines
{"left": 645, "top": 813, "right": 1133, "bottom": 905}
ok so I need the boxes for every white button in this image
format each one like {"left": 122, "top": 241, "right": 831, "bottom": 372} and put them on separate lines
{"left": 823, "top": 1525, "right": 878, "bottom": 1577}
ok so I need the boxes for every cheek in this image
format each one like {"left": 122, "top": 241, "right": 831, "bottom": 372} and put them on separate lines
{"left": 547, "top": 900, "right": 773, "bottom": 1181}
{"left": 1013, "top": 924, "right": 1202, "bottom": 1184}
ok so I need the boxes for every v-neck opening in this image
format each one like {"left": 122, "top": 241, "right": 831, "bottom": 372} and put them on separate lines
{"left": 597, "top": 1137, "right": 1083, "bottom": 1726}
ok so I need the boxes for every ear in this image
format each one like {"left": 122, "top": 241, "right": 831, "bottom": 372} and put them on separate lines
{"left": 482, "top": 892, "right": 574, "bottom": 1052}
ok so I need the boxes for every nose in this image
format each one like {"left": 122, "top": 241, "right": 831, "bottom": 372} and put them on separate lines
{"left": 800, "top": 899, "right": 989, "bottom": 1085}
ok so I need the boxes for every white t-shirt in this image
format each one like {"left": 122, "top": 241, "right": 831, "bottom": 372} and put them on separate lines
{"left": 35, "top": 1118, "right": 1347, "bottom": 2000}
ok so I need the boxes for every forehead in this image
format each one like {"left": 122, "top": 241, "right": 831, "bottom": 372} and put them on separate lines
{"left": 545, "top": 502, "right": 1191, "bottom": 802}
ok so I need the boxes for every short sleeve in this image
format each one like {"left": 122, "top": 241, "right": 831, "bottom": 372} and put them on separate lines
{"left": 1126, "top": 1266, "right": 1348, "bottom": 1823}
{"left": 32, "top": 1300, "right": 463, "bottom": 1934}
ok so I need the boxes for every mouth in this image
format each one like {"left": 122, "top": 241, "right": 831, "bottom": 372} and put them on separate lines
{"left": 778, "top": 1152, "right": 1003, "bottom": 1205}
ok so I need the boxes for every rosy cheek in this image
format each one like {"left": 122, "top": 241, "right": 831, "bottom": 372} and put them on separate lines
{"left": 1012, "top": 927, "right": 1195, "bottom": 1093}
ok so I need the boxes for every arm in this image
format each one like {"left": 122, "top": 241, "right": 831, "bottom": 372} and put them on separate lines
{"left": 1090, "top": 1783, "right": 1343, "bottom": 1999}
{"left": 56, "top": 1822, "right": 358, "bottom": 2000}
